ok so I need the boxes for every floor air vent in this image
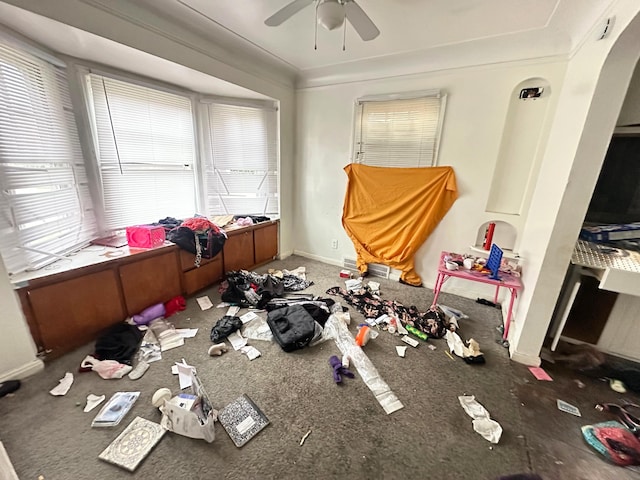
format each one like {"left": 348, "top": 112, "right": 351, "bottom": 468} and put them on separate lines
{"left": 342, "top": 258, "right": 390, "bottom": 279}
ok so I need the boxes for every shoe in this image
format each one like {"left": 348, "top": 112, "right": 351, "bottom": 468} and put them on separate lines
{"left": 0, "top": 380, "right": 20, "bottom": 398}
{"left": 127, "top": 361, "right": 150, "bottom": 380}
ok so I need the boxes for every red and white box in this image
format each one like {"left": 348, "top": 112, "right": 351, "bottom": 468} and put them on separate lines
{"left": 126, "top": 225, "right": 166, "bottom": 249}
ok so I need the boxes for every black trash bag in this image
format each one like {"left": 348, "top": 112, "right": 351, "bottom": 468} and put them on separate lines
{"left": 167, "top": 226, "right": 226, "bottom": 259}
{"left": 210, "top": 315, "right": 243, "bottom": 343}
{"left": 95, "top": 323, "right": 144, "bottom": 365}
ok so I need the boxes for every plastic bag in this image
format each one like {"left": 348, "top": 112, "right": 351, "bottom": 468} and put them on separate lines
{"left": 242, "top": 317, "right": 273, "bottom": 342}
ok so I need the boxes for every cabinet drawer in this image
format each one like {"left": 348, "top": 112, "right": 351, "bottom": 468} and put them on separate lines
{"left": 254, "top": 223, "right": 278, "bottom": 265}
{"left": 223, "top": 231, "right": 255, "bottom": 272}
{"left": 183, "top": 256, "right": 223, "bottom": 295}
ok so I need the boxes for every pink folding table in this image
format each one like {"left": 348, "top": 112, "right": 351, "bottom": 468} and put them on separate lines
{"left": 431, "top": 251, "right": 523, "bottom": 343}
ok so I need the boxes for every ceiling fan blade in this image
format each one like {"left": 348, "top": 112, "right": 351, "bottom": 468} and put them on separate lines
{"left": 344, "top": 0, "right": 379, "bottom": 41}
{"left": 265, "top": 0, "right": 315, "bottom": 26}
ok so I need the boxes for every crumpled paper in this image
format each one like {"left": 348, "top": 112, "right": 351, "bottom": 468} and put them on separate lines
{"left": 458, "top": 395, "right": 502, "bottom": 444}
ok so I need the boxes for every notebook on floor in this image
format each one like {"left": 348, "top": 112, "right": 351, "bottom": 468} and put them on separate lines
{"left": 218, "top": 394, "right": 270, "bottom": 447}
{"left": 98, "top": 416, "right": 166, "bottom": 471}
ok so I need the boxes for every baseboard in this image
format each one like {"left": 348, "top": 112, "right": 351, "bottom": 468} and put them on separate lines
{"left": 0, "top": 358, "right": 44, "bottom": 383}
{"left": 509, "top": 348, "right": 541, "bottom": 367}
{"left": 0, "top": 441, "right": 19, "bottom": 480}
{"left": 292, "top": 250, "right": 343, "bottom": 268}
{"left": 278, "top": 250, "right": 293, "bottom": 260}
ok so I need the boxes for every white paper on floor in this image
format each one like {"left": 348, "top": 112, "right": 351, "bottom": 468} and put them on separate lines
{"left": 228, "top": 331, "right": 248, "bottom": 350}
{"left": 84, "top": 394, "right": 106, "bottom": 412}
{"left": 175, "top": 360, "right": 196, "bottom": 390}
{"left": 458, "top": 395, "right": 502, "bottom": 444}
{"left": 196, "top": 296, "right": 213, "bottom": 310}
{"left": 240, "top": 345, "right": 261, "bottom": 360}
{"left": 396, "top": 346, "right": 407, "bottom": 358}
{"left": 176, "top": 328, "right": 198, "bottom": 338}
{"left": 240, "top": 311, "right": 259, "bottom": 324}
{"left": 49, "top": 372, "right": 74, "bottom": 396}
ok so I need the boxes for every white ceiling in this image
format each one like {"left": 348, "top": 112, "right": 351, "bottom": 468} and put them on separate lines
{"left": 0, "top": 0, "right": 619, "bottom": 92}
{"left": 136, "top": 0, "right": 616, "bottom": 84}
{"left": 0, "top": 1, "right": 270, "bottom": 99}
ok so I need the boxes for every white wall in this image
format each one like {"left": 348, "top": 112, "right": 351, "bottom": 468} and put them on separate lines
{"left": 509, "top": 2, "right": 640, "bottom": 365}
{"left": 0, "top": 258, "right": 43, "bottom": 381}
{"left": 618, "top": 59, "right": 640, "bottom": 126}
{"left": 294, "top": 60, "right": 567, "bottom": 302}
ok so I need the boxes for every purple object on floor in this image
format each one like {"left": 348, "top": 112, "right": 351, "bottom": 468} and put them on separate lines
{"left": 329, "top": 355, "right": 354, "bottom": 384}
{"left": 132, "top": 303, "right": 166, "bottom": 325}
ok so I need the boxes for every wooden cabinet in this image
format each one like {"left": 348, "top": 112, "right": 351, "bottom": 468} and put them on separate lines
{"left": 254, "top": 222, "right": 278, "bottom": 265}
{"left": 119, "top": 251, "right": 182, "bottom": 315}
{"left": 224, "top": 230, "right": 255, "bottom": 272}
{"left": 180, "top": 249, "right": 223, "bottom": 295}
{"left": 26, "top": 269, "right": 126, "bottom": 356}
{"left": 222, "top": 221, "right": 279, "bottom": 273}
{"left": 16, "top": 221, "right": 278, "bottom": 359}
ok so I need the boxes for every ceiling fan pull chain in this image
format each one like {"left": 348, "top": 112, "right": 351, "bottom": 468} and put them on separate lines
{"left": 342, "top": 11, "right": 347, "bottom": 51}
{"left": 314, "top": 1, "right": 319, "bottom": 50}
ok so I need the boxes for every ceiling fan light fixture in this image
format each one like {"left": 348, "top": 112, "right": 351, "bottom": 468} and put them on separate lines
{"left": 317, "top": 0, "right": 344, "bottom": 31}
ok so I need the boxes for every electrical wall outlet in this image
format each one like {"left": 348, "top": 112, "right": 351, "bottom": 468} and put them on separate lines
{"left": 331, "top": 239, "right": 338, "bottom": 249}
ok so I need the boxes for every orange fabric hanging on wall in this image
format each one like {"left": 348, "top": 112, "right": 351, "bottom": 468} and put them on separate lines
{"left": 342, "top": 164, "right": 458, "bottom": 286}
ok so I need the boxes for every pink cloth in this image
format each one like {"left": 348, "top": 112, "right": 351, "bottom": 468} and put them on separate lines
{"left": 81, "top": 355, "right": 132, "bottom": 379}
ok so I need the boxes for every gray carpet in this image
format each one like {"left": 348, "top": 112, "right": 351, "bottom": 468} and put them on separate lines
{"left": 0, "top": 255, "right": 603, "bottom": 479}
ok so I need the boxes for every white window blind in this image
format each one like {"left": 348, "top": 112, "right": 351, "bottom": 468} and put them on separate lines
{"left": 354, "top": 94, "right": 444, "bottom": 167}
{"left": 0, "top": 42, "right": 97, "bottom": 275}
{"left": 205, "top": 102, "right": 278, "bottom": 216}
{"left": 88, "top": 74, "right": 197, "bottom": 229}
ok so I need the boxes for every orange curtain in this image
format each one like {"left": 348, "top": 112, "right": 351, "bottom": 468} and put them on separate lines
{"left": 342, "top": 164, "right": 458, "bottom": 286}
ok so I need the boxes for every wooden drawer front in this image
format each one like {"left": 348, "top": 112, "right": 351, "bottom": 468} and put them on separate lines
{"left": 254, "top": 223, "right": 278, "bottom": 265}
{"left": 223, "top": 231, "right": 255, "bottom": 272}
{"left": 119, "top": 251, "right": 181, "bottom": 315}
{"left": 183, "top": 256, "right": 223, "bottom": 295}
{"left": 28, "top": 269, "right": 126, "bottom": 355}
{"left": 179, "top": 248, "right": 223, "bottom": 271}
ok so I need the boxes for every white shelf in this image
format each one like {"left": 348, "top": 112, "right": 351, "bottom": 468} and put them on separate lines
{"left": 469, "top": 245, "right": 521, "bottom": 261}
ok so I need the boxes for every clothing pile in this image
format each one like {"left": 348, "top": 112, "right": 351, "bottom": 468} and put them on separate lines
{"left": 326, "top": 285, "right": 451, "bottom": 338}
{"left": 219, "top": 269, "right": 313, "bottom": 309}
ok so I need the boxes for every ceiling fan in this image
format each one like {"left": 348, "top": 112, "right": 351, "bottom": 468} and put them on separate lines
{"left": 265, "top": 0, "right": 380, "bottom": 42}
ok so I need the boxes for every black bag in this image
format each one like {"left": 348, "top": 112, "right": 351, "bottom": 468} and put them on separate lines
{"left": 267, "top": 305, "right": 317, "bottom": 352}
{"left": 210, "top": 315, "right": 243, "bottom": 343}
{"left": 167, "top": 227, "right": 226, "bottom": 261}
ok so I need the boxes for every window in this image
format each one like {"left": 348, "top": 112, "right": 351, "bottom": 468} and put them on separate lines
{"left": 204, "top": 101, "right": 278, "bottom": 216}
{"left": 0, "top": 42, "right": 97, "bottom": 274}
{"left": 87, "top": 74, "right": 197, "bottom": 229}
{"left": 353, "top": 92, "right": 445, "bottom": 167}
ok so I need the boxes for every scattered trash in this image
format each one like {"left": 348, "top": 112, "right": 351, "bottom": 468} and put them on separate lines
{"left": 458, "top": 395, "right": 503, "bottom": 444}
{"left": 91, "top": 391, "right": 140, "bottom": 427}
{"left": 242, "top": 318, "right": 274, "bottom": 342}
{"left": 368, "top": 281, "right": 380, "bottom": 293}
{"left": 84, "top": 394, "right": 106, "bottom": 412}
{"left": 196, "top": 296, "right": 214, "bottom": 310}
{"left": 339, "top": 269, "right": 352, "bottom": 279}
{"left": 574, "top": 379, "right": 586, "bottom": 389}
{"left": 151, "top": 388, "right": 172, "bottom": 408}
{"left": 396, "top": 346, "right": 407, "bottom": 358}
{"left": 428, "top": 344, "right": 437, "bottom": 351}
{"left": 557, "top": 399, "right": 581, "bottom": 417}
{"left": 240, "top": 345, "right": 261, "bottom": 360}
{"left": 176, "top": 328, "right": 198, "bottom": 338}
{"left": 610, "top": 379, "right": 627, "bottom": 393}
{"left": 127, "top": 360, "right": 150, "bottom": 380}
{"left": 329, "top": 355, "right": 355, "bottom": 383}
{"left": 445, "top": 351, "right": 455, "bottom": 360}
{"left": 228, "top": 330, "right": 248, "bottom": 351}
{"left": 240, "top": 311, "right": 259, "bottom": 324}
{"left": 582, "top": 420, "right": 640, "bottom": 466}
{"left": 341, "top": 354, "right": 351, "bottom": 368}
{"left": 49, "top": 372, "right": 74, "bottom": 396}
{"left": 355, "top": 325, "right": 378, "bottom": 347}
{"left": 528, "top": 367, "right": 553, "bottom": 381}
{"left": 81, "top": 355, "right": 133, "bottom": 380}
{"left": 345, "top": 278, "right": 362, "bottom": 291}
{"left": 401, "top": 335, "right": 419, "bottom": 348}
{"left": 300, "top": 429, "right": 312, "bottom": 446}
{"left": 405, "top": 324, "right": 427, "bottom": 341}
{"left": 208, "top": 343, "right": 228, "bottom": 356}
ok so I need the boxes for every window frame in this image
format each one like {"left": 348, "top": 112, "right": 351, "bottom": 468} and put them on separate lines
{"left": 352, "top": 89, "right": 447, "bottom": 167}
